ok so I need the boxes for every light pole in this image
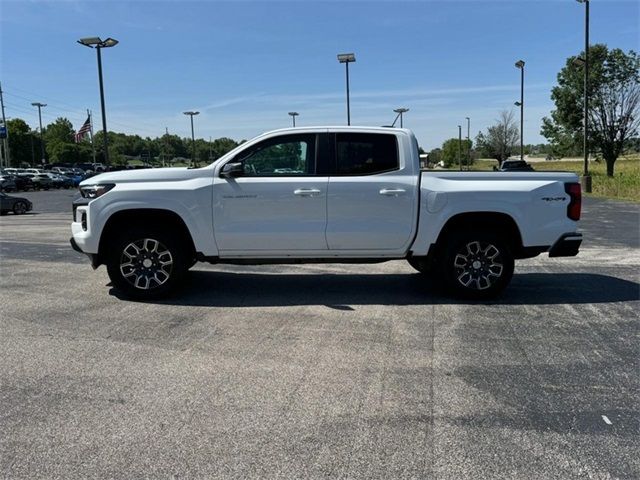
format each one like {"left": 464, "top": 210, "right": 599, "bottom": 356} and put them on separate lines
{"left": 288, "top": 111, "right": 299, "bottom": 127}
{"left": 465, "top": 116, "right": 470, "bottom": 170}
{"left": 183, "top": 111, "right": 199, "bottom": 168}
{"left": 77, "top": 36, "right": 118, "bottom": 164}
{"left": 458, "top": 125, "right": 462, "bottom": 171}
{"left": 514, "top": 60, "right": 525, "bottom": 162}
{"left": 576, "top": 0, "right": 592, "bottom": 192}
{"left": 31, "top": 102, "right": 47, "bottom": 165}
{"left": 337, "top": 53, "right": 356, "bottom": 125}
{"left": 392, "top": 108, "right": 409, "bottom": 128}
{"left": 0, "top": 82, "right": 9, "bottom": 168}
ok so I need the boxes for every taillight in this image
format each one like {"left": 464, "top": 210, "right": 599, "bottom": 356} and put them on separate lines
{"left": 565, "top": 182, "right": 581, "bottom": 221}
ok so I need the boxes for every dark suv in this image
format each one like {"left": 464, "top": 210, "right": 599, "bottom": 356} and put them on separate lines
{"left": 499, "top": 160, "right": 534, "bottom": 172}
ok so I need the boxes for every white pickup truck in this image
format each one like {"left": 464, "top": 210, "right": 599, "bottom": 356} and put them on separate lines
{"left": 71, "top": 127, "right": 582, "bottom": 299}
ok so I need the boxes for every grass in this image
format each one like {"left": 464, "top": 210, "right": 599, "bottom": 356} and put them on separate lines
{"left": 470, "top": 155, "right": 640, "bottom": 202}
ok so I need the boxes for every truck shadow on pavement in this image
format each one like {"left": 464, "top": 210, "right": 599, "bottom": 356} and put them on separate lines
{"left": 113, "top": 271, "right": 640, "bottom": 307}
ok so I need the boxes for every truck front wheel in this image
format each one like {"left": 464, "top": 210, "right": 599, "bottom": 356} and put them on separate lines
{"left": 441, "top": 231, "right": 514, "bottom": 299}
{"left": 106, "top": 227, "right": 188, "bottom": 299}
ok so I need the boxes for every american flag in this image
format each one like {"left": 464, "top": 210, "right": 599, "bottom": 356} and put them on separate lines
{"left": 75, "top": 116, "right": 92, "bottom": 143}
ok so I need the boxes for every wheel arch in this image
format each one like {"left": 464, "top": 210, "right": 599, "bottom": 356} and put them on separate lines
{"left": 434, "top": 211, "right": 524, "bottom": 255}
{"left": 98, "top": 208, "right": 196, "bottom": 265}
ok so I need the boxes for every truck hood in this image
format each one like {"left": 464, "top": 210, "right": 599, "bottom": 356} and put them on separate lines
{"left": 80, "top": 167, "right": 210, "bottom": 185}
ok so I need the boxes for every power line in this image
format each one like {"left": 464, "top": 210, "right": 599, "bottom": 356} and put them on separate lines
{"left": 4, "top": 100, "right": 161, "bottom": 137}
{"left": 2, "top": 85, "right": 164, "bottom": 136}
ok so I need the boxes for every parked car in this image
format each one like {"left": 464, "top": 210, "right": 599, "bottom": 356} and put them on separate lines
{"left": 25, "top": 173, "right": 53, "bottom": 190}
{"left": 72, "top": 126, "right": 583, "bottom": 300}
{"left": 499, "top": 160, "right": 535, "bottom": 172}
{"left": 57, "top": 174, "right": 76, "bottom": 188}
{"left": 45, "top": 173, "right": 73, "bottom": 189}
{"left": 0, "top": 192, "right": 33, "bottom": 215}
{"left": 0, "top": 175, "right": 17, "bottom": 192}
{"left": 65, "top": 173, "right": 84, "bottom": 187}
{"left": 9, "top": 175, "right": 35, "bottom": 191}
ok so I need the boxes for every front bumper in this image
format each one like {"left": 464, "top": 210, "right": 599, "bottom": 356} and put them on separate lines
{"left": 548, "top": 233, "right": 582, "bottom": 257}
{"left": 70, "top": 237, "right": 101, "bottom": 269}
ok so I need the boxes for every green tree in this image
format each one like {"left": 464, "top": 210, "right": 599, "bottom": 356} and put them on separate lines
{"left": 542, "top": 45, "right": 640, "bottom": 176}
{"left": 5, "top": 118, "right": 38, "bottom": 167}
{"left": 43, "top": 117, "right": 78, "bottom": 163}
{"left": 211, "top": 137, "right": 240, "bottom": 159}
{"left": 428, "top": 148, "right": 442, "bottom": 167}
{"left": 441, "top": 138, "right": 472, "bottom": 168}
{"left": 476, "top": 110, "right": 519, "bottom": 165}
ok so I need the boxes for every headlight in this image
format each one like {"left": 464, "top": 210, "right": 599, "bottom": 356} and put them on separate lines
{"left": 80, "top": 183, "right": 115, "bottom": 199}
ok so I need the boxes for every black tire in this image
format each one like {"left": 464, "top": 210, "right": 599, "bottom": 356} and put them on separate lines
{"left": 440, "top": 230, "right": 514, "bottom": 300}
{"left": 106, "top": 227, "right": 188, "bottom": 300}
{"left": 13, "top": 201, "right": 27, "bottom": 215}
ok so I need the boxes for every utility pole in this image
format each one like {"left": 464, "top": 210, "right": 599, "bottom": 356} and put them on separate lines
{"left": 183, "top": 111, "right": 199, "bottom": 167}
{"left": 31, "top": 102, "right": 47, "bottom": 165}
{"left": 0, "top": 82, "right": 10, "bottom": 167}
{"left": 515, "top": 60, "right": 525, "bottom": 162}
{"left": 576, "top": 0, "right": 592, "bottom": 192}
{"left": 337, "top": 53, "right": 356, "bottom": 125}
{"left": 465, "top": 117, "right": 470, "bottom": 171}
{"left": 209, "top": 136, "right": 213, "bottom": 161}
{"left": 458, "top": 125, "right": 462, "bottom": 172}
{"left": 163, "top": 127, "right": 169, "bottom": 167}
{"left": 393, "top": 108, "right": 409, "bottom": 128}
{"left": 78, "top": 37, "right": 119, "bottom": 164}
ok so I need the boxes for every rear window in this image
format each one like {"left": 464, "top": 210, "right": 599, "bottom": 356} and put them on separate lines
{"left": 335, "top": 133, "right": 399, "bottom": 175}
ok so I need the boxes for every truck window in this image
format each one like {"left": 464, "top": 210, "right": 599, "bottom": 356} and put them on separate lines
{"left": 335, "top": 133, "right": 399, "bottom": 175}
{"left": 238, "top": 134, "right": 316, "bottom": 176}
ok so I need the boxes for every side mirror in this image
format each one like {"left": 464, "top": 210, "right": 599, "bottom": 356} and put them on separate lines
{"left": 220, "top": 162, "right": 244, "bottom": 178}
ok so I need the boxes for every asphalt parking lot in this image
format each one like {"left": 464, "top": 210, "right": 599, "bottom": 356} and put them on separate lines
{"left": 1, "top": 189, "right": 638, "bottom": 479}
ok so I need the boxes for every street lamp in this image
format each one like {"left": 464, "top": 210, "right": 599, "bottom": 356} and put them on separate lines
{"left": 77, "top": 36, "right": 119, "bottom": 164}
{"left": 288, "top": 111, "right": 299, "bottom": 127}
{"left": 337, "top": 53, "right": 356, "bottom": 125}
{"left": 515, "top": 60, "right": 525, "bottom": 161}
{"left": 465, "top": 116, "right": 470, "bottom": 170}
{"left": 31, "top": 102, "right": 47, "bottom": 165}
{"left": 576, "top": 0, "right": 592, "bottom": 192}
{"left": 458, "top": 125, "right": 462, "bottom": 172}
{"left": 183, "top": 111, "right": 199, "bottom": 168}
{"left": 392, "top": 108, "right": 409, "bottom": 128}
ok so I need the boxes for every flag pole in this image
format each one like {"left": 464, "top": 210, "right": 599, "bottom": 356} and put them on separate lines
{"left": 88, "top": 109, "right": 96, "bottom": 164}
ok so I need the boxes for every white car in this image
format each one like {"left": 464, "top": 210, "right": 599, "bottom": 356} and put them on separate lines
{"left": 71, "top": 127, "right": 582, "bottom": 300}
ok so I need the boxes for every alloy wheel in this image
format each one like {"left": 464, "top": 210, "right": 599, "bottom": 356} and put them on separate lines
{"left": 453, "top": 240, "right": 504, "bottom": 290}
{"left": 13, "top": 202, "right": 26, "bottom": 214}
{"left": 119, "top": 238, "right": 174, "bottom": 290}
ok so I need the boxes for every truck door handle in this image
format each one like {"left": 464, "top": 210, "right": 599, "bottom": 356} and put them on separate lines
{"left": 379, "top": 188, "right": 406, "bottom": 196}
{"left": 294, "top": 188, "right": 321, "bottom": 196}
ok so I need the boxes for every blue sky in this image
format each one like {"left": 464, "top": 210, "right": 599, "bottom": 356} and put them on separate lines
{"left": 1, "top": 0, "right": 638, "bottom": 150}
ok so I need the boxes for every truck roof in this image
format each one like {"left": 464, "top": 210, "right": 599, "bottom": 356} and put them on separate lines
{"left": 262, "top": 126, "right": 414, "bottom": 135}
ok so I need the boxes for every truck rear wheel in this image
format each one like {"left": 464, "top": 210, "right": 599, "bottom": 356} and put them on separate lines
{"left": 441, "top": 231, "right": 514, "bottom": 299}
{"left": 106, "top": 227, "right": 188, "bottom": 299}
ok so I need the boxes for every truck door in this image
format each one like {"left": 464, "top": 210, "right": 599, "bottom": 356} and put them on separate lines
{"left": 325, "top": 132, "right": 418, "bottom": 252}
{"left": 213, "top": 133, "right": 330, "bottom": 253}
